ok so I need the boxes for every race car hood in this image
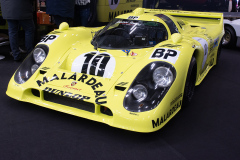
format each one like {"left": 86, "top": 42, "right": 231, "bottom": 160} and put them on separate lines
{"left": 39, "top": 42, "right": 152, "bottom": 96}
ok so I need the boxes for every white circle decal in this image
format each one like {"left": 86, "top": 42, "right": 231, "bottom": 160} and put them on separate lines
{"left": 71, "top": 51, "right": 116, "bottom": 79}
{"left": 108, "top": 0, "right": 120, "bottom": 10}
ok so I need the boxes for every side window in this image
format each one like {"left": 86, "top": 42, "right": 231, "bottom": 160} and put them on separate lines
{"left": 146, "top": 23, "right": 168, "bottom": 45}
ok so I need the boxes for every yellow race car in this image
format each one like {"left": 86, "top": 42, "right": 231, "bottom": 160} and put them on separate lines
{"left": 6, "top": 8, "right": 224, "bottom": 132}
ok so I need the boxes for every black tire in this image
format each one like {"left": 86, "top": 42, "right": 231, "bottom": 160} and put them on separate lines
{"left": 183, "top": 57, "right": 197, "bottom": 106}
{"left": 222, "top": 25, "right": 236, "bottom": 48}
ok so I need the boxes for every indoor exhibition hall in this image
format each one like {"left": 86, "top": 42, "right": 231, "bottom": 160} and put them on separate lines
{"left": 0, "top": 0, "right": 240, "bottom": 159}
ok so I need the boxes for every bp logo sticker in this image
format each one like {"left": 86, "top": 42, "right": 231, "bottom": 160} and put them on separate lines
{"left": 108, "top": 0, "right": 119, "bottom": 10}
{"left": 39, "top": 35, "right": 59, "bottom": 44}
{"left": 149, "top": 48, "right": 180, "bottom": 64}
{"left": 72, "top": 51, "right": 116, "bottom": 78}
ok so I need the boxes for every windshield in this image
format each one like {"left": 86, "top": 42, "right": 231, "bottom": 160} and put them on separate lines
{"left": 92, "top": 19, "right": 168, "bottom": 49}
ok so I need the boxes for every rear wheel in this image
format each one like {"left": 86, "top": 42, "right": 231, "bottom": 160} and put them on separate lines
{"left": 222, "top": 25, "right": 236, "bottom": 48}
{"left": 183, "top": 57, "right": 197, "bottom": 106}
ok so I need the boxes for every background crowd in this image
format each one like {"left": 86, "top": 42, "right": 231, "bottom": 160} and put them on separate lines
{"left": 0, "top": 0, "right": 91, "bottom": 61}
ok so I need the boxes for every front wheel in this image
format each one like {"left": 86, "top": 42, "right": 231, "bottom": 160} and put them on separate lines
{"left": 183, "top": 57, "right": 197, "bottom": 106}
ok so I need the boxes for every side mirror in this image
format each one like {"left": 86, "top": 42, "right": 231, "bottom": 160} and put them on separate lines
{"left": 171, "top": 33, "right": 182, "bottom": 44}
{"left": 59, "top": 22, "right": 69, "bottom": 31}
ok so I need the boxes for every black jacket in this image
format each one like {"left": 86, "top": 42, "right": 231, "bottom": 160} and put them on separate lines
{"left": 46, "top": 0, "right": 75, "bottom": 19}
{"left": 0, "top": 0, "right": 33, "bottom": 19}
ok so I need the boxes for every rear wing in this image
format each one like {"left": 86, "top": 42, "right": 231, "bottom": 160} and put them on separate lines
{"left": 139, "top": 8, "right": 224, "bottom": 36}
{"left": 144, "top": 9, "right": 223, "bottom": 20}
{"left": 141, "top": 8, "right": 224, "bottom": 31}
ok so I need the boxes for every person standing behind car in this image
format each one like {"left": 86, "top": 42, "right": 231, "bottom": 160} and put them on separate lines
{"left": 74, "top": 0, "right": 91, "bottom": 26}
{"left": 228, "top": 0, "right": 237, "bottom": 12}
{"left": 46, "top": 0, "right": 75, "bottom": 27}
{"left": 0, "top": 0, "right": 35, "bottom": 61}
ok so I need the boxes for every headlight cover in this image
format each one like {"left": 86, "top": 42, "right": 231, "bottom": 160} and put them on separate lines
{"left": 14, "top": 45, "right": 49, "bottom": 84}
{"left": 31, "top": 64, "right": 39, "bottom": 74}
{"left": 124, "top": 62, "right": 176, "bottom": 112}
{"left": 153, "top": 67, "right": 173, "bottom": 87}
{"left": 33, "top": 48, "right": 46, "bottom": 63}
{"left": 132, "top": 84, "right": 148, "bottom": 101}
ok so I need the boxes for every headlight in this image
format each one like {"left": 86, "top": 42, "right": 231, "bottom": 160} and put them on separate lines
{"left": 14, "top": 45, "right": 49, "bottom": 84}
{"left": 31, "top": 64, "right": 39, "bottom": 74}
{"left": 33, "top": 48, "right": 46, "bottom": 63}
{"left": 153, "top": 67, "right": 173, "bottom": 87}
{"left": 123, "top": 62, "right": 176, "bottom": 112}
{"left": 132, "top": 84, "right": 148, "bottom": 101}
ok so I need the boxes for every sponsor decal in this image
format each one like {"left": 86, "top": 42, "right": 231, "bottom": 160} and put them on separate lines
{"left": 170, "top": 93, "right": 183, "bottom": 106}
{"left": 117, "top": 20, "right": 140, "bottom": 26}
{"left": 117, "top": 82, "right": 128, "bottom": 86}
{"left": 108, "top": 0, "right": 120, "bottom": 10}
{"left": 40, "top": 67, "right": 50, "bottom": 70}
{"left": 44, "top": 87, "right": 90, "bottom": 101}
{"left": 109, "top": 10, "right": 132, "bottom": 21}
{"left": 71, "top": 51, "right": 116, "bottom": 78}
{"left": 39, "top": 35, "right": 59, "bottom": 44}
{"left": 37, "top": 73, "right": 103, "bottom": 90}
{"left": 198, "top": 63, "right": 211, "bottom": 82}
{"left": 130, "top": 112, "right": 139, "bottom": 116}
{"left": 213, "top": 37, "right": 219, "bottom": 48}
{"left": 71, "top": 81, "right": 77, "bottom": 86}
{"left": 149, "top": 48, "right": 180, "bottom": 64}
{"left": 177, "top": 21, "right": 185, "bottom": 27}
{"left": 122, "top": 50, "right": 130, "bottom": 53}
{"left": 203, "top": 34, "right": 214, "bottom": 52}
{"left": 128, "top": 16, "right": 139, "bottom": 20}
{"left": 150, "top": 9, "right": 181, "bottom": 13}
{"left": 193, "top": 37, "right": 209, "bottom": 69}
{"left": 36, "top": 73, "right": 107, "bottom": 104}
{"left": 160, "top": 44, "right": 181, "bottom": 48}
{"left": 152, "top": 100, "right": 182, "bottom": 128}
{"left": 130, "top": 51, "right": 138, "bottom": 56}
{"left": 63, "top": 84, "right": 81, "bottom": 91}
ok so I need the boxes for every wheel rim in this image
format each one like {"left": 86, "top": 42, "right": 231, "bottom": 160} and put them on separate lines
{"left": 222, "top": 30, "right": 231, "bottom": 45}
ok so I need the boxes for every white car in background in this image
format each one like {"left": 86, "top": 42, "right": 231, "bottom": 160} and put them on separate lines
{"left": 223, "top": 18, "right": 240, "bottom": 47}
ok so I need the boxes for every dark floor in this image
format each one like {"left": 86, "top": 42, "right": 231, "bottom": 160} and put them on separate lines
{"left": 0, "top": 45, "right": 240, "bottom": 160}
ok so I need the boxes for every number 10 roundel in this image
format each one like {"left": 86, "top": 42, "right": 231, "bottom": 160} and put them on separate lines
{"left": 71, "top": 51, "right": 116, "bottom": 78}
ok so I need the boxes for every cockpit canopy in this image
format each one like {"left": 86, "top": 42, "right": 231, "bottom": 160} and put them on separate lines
{"left": 92, "top": 19, "right": 168, "bottom": 49}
